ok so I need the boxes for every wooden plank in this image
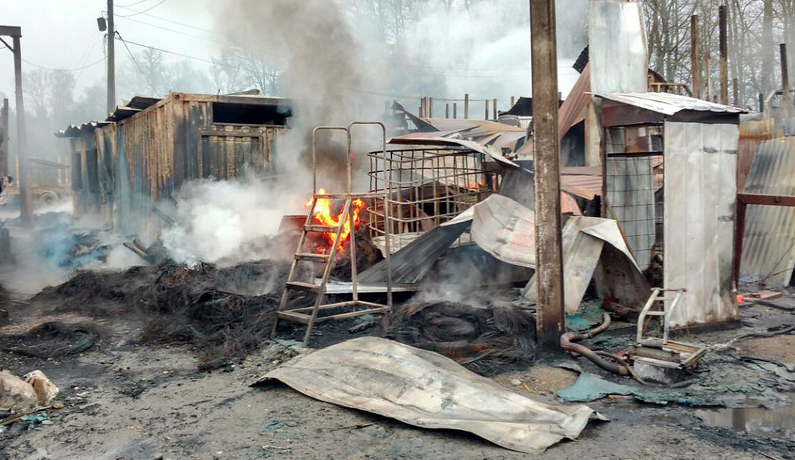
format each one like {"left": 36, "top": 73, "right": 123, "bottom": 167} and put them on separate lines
{"left": 737, "top": 193, "right": 795, "bottom": 207}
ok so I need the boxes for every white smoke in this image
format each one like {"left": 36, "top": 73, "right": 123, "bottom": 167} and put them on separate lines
{"left": 161, "top": 175, "right": 302, "bottom": 267}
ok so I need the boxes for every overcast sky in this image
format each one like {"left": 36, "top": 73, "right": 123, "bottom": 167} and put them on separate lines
{"left": 1, "top": 0, "right": 586, "bottom": 113}
{"left": 1, "top": 0, "right": 221, "bottom": 103}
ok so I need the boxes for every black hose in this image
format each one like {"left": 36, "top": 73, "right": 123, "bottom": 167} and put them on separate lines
{"left": 559, "top": 313, "right": 648, "bottom": 380}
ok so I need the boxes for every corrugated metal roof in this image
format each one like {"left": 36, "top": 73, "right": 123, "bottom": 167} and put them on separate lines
{"left": 595, "top": 92, "right": 746, "bottom": 116}
{"left": 54, "top": 121, "right": 110, "bottom": 138}
{"left": 740, "top": 137, "right": 795, "bottom": 286}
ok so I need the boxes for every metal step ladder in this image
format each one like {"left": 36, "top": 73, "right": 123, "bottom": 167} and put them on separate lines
{"left": 271, "top": 122, "right": 393, "bottom": 347}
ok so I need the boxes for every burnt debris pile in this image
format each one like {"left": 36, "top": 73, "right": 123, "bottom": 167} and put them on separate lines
{"left": 385, "top": 300, "right": 536, "bottom": 375}
{"left": 27, "top": 259, "right": 290, "bottom": 368}
{"left": 0, "top": 321, "right": 104, "bottom": 359}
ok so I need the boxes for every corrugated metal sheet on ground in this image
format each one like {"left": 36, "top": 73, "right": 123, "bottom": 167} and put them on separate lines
{"left": 596, "top": 92, "right": 745, "bottom": 116}
{"left": 525, "top": 216, "right": 644, "bottom": 314}
{"left": 740, "top": 137, "right": 795, "bottom": 286}
{"left": 588, "top": 0, "right": 647, "bottom": 95}
{"left": 665, "top": 122, "right": 738, "bottom": 326}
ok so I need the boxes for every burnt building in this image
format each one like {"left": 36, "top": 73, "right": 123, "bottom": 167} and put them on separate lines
{"left": 57, "top": 92, "right": 291, "bottom": 238}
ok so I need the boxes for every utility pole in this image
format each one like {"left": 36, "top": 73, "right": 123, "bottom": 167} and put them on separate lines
{"left": 107, "top": 0, "right": 116, "bottom": 114}
{"left": 0, "top": 26, "right": 33, "bottom": 227}
{"left": 529, "top": 0, "right": 564, "bottom": 350}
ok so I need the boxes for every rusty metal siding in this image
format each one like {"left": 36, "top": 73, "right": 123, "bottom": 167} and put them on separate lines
{"left": 740, "top": 137, "right": 795, "bottom": 286}
{"left": 737, "top": 119, "right": 775, "bottom": 192}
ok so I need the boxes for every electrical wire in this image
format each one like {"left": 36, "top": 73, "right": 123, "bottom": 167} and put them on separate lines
{"left": 116, "top": 0, "right": 168, "bottom": 18}
{"left": 116, "top": 33, "right": 148, "bottom": 81}
{"left": 116, "top": 36, "right": 218, "bottom": 65}
{"left": 116, "top": 0, "right": 156, "bottom": 7}
{"left": 115, "top": 15, "right": 218, "bottom": 42}
{"left": 124, "top": 10, "right": 218, "bottom": 34}
{"left": 22, "top": 56, "right": 105, "bottom": 72}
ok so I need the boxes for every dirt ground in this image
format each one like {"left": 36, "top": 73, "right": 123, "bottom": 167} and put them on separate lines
{"left": 2, "top": 307, "right": 794, "bottom": 460}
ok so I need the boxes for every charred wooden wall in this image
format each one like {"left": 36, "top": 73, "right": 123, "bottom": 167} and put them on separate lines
{"left": 70, "top": 93, "right": 288, "bottom": 238}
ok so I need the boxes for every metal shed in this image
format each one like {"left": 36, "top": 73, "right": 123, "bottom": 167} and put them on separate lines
{"left": 57, "top": 92, "right": 291, "bottom": 238}
{"left": 596, "top": 92, "right": 744, "bottom": 327}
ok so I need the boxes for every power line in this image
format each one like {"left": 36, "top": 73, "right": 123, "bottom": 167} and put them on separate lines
{"left": 23, "top": 56, "right": 105, "bottom": 72}
{"left": 116, "top": 0, "right": 168, "bottom": 18}
{"left": 116, "top": 0, "right": 156, "bottom": 7}
{"left": 116, "top": 33, "right": 149, "bottom": 80}
{"left": 117, "top": 36, "right": 218, "bottom": 65}
{"left": 115, "top": 15, "right": 215, "bottom": 41}
{"left": 128, "top": 11, "right": 218, "bottom": 35}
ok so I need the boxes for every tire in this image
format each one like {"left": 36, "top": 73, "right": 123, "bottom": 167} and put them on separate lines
{"left": 38, "top": 192, "right": 58, "bottom": 206}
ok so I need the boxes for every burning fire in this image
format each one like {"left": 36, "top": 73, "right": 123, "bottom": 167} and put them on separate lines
{"left": 305, "top": 189, "right": 366, "bottom": 252}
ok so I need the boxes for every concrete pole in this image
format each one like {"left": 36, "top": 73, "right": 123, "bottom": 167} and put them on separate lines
{"left": 107, "top": 0, "right": 116, "bottom": 114}
{"left": 12, "top": 33, "right": 33, "bottom": 227}
{"left": 529, "top": 0, "right": 564, "bottom": 350}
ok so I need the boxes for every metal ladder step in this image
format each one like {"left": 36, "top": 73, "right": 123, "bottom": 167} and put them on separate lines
{"left": 285, "top": 281, "right": 324, "bottom": 293}
{"left": 305, "top": 224, "right": 338, "bottom": 232}
{"left": 295, "top": 253, "right": 330, "bottom": 262}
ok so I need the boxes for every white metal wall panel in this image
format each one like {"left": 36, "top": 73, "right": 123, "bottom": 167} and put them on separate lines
{"left": 588, "top": 1, "right": 648, "bottom": 95}
{"left": 740, "top": 137, "right": 795, "bottom": 286}
{"left": 664, "top": 122, "right": 739, "bottom": 327}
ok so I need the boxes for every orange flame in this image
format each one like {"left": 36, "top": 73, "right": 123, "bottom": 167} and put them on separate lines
{"left": 305, "top": 189, "right": 366, "bottom": 252}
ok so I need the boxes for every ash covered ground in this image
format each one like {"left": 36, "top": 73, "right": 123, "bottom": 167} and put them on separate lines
{"left": 1, "top": 210, "right": 794, "bottom": 460}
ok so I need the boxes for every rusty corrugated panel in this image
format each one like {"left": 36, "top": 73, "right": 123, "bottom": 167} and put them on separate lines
{"left": 737, "top": 119, "right": 775, "bottom": 192}
{"left": 740, "top": 137, "right": 795, "bottom": 286}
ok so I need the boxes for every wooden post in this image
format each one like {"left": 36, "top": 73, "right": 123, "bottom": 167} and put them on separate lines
{"left": 445, "top": 103, "right": 449, "bottom": 118}
{"left": 691, "top": 15, "right": 701, "bottom": 99}
{"left": 493, "top": 98, "right": 497, "bottom": 120}
{"left": 733, "top": 77, "right": 739, "bottom": 106}
{"left": 530, "top": 0, "right": 564, "bottom": 350}
{"left": 484, "top": 99, "right": 489, "bottom": 120}
{"left": 782, "top": 43, "right": 791, "bottom": 117}
{"left": 453, "top": 102, "right": 457, "bottom": 119}
{"left": 705, "top": 51, "right": 713, "bottom": 101}
{"left": 510, "top": 96, "right": 515, "bottom": 108}
{"left": 464, "top": 94, "right": 469, "bottom": 119}
{"left": 429, "top": 97, "right": 433, "bottom": 118}
{"left": 719, "top": 5, "right": 729, "bottom": 105}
